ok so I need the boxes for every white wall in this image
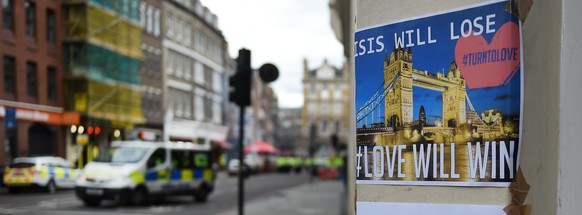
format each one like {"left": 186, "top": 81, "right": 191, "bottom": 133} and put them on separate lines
{"left": 520, "top": 0, "right": 562, "bottom": 214}
{"left": 557, "top": 0, "right": 582, "bottom": 214}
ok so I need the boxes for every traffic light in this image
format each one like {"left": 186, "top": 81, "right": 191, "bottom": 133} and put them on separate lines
{"left": 229, "top": 49, "right": 252, "bottom": 107}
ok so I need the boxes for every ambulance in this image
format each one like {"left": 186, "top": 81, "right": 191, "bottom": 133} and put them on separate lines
{"left": 3, "top": 156, "right": 80, "bottom": 194}
{"left": 75, "top": 140, "right": 216, "bottom": 206}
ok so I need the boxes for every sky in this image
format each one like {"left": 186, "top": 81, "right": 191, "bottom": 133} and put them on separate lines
{"left": 199, "top": 0, "right": 345, "bottom": 108}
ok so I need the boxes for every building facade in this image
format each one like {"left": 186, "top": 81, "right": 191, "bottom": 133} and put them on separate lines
{"left": 162, "top": 0, "right": 228, "bottom": 145}
{"left": 0, "top": 0, "right": 79, "bottom": 164}
{"left": 63, "top": 0, "right": 144, "bottom": 165}
{"left": 302, "top": 59, "right": 350, "bottom": 156}
{"left": 276, "top": 108, "right": 302, "bottom": 154}
{"left": 134, "top": 0, "right": 164, "bottom": 141}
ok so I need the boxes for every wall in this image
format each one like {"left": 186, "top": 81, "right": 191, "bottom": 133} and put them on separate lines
{"left": 557, "top": 0, "right": 582, "bottom": 214}
{"left": 520, "top": 0, "right": 562, "bottom": 214}
{"left": 355, "top": 0, "right": 570, "bottom": 214}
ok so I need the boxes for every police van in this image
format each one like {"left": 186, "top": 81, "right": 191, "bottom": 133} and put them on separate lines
{"left": 75, "top": 140, "right": 216, "bottom": 206}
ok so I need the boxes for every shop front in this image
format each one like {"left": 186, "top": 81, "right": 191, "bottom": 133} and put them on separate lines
{"left": 0, "top": 104, "right": 80, "bottom": 164}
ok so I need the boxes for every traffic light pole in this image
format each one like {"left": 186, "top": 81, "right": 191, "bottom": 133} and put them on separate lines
{"left": 238, "top": 105, "right": 245, "bottom": 215}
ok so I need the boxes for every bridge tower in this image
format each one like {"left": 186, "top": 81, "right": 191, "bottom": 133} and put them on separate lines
{"left": 442, "top": 60, "right": 467, "bottom": 127}
{"left": 384, "top": 47, "right": 413, "bottom": 128}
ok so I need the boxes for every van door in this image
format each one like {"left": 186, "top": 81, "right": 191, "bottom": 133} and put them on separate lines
{"left": 144, "top": 148, "right": 170, "bottom": 194}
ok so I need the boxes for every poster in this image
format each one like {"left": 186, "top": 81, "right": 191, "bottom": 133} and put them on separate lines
{"left": 354, "top": 0, "right": 522, "bottom": 187}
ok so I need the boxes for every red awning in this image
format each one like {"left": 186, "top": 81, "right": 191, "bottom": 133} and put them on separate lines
{"left": 244, "top": 141, "right": 279, "bottom": 154}
{"left": 213, "top": 140, "right": 232, "bottom": 150}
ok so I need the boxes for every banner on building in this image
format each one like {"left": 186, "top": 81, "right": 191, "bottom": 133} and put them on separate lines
{"left": 354, "top": 0, "right": 522, "bottom": 187}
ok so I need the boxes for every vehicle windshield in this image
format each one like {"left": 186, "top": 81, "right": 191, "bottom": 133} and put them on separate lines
{"left": 93, "top": 147, "right": 150, "bottom": 163}
{"left": 9, "top": 162, "right": 35, "bottom": 168}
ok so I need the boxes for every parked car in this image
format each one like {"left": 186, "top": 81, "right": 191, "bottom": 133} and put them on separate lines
{"left": 3, "top": 156, "right": 80, "bottom": 193}
{"left": 227, "top": 153, "right": 263, "bottom": 176}
{"left": 227, "top": 159, "right": 250, "bottom": 177}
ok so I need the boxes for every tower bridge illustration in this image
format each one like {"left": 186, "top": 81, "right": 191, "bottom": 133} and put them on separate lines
{"left": 356, "top": 47, "right": 507, "bottom": 147}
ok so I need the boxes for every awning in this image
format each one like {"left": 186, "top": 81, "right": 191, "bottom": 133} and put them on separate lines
{"left": 213, "top": 140, "right": 232, "bottom": 150}
{"left": 244, "top": 140, "right": 279, "bottom": 154}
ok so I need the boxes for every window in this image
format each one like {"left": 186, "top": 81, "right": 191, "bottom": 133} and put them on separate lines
{"left": 24, "top": 1, "right": 35, "bottom": 37}
{"left": 26, "top": 62, "right": 37, "bottom": 97}
{"left": 2, "top": 0, "right": 13, "bottom": 30}
{"left": 175, "top": 54, "right": 183, "bottom": 77}
{"left": 147, "top": 148, "right": 166, "bottom": 168}
{"left": 193, "top": 152, "right": 210, "bottom": 168}
{"left": 166, "top": 13, "right": 174, "bottom": 36}
{"left": 166, "top": 51, "right": 174, "bottom": 74}
{"left": 174, "top": 90, "right": 183, "bottom": 117}
{"left": 333, "top": 102, "right": 342, "bottom": 116}
{"left": 153, "top": 10, "right": 160, "bottom": 37}
{"left": 308, "top": 103, "right": 316, "bottom": 115}
{"left": 140, "top": 3, "right": 145, "bottom": 26}
{"left": 3, "top": 56, "right": 15, "bottom": 94}
{"left": 203, "top": 65, "right": 212, "bottom": 89}
{"left": 46, "top": 9, "right": 55, "bottom": 42}
{"left": 204, "top": 97, "right": 212, "bottom": 121}
{"left": 47, "top": 67, "right": 56, "bottom": 100}
{"left": 194, "top": 61, "right": 204, "bottom": 84}
{"left": 309, "top": 83, "right": 316, "bottom": 96}
{"left": 321, "top": 89, "right": 330, "bottom": 100}
{"left": 213, "top": 100, "right": 221, "bottom": 123}
{"left": 334, "top": 86, "right": 343, "bottom": 99}
{"left": 185, "top": 26, "right": 191, "bottom": 46}
{"left": 184, "top": 56, "right": 191, "bottom": 80}
{"left": 146, "top": 7, "right": 153, "bottom": 33}
{"left": 195, "top": 94, "right": 204, "bottom": 120}
{"left": 212, "top": 72, "right": 221, "bottom": 93}
{"left": 184, "top": 91, "right": 192, "bottom": 118}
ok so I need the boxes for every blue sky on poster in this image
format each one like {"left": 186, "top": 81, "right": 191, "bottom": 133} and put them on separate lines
{"left": 200, "top": 0, "right": 345, "bottom": 108}
{"left": 354, "top": 2, "right": 521, "bottom": 126}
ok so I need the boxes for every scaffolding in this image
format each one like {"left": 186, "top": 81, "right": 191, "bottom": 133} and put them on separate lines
{"left": 64, "top": 0, "right": 144, "bottom": 127}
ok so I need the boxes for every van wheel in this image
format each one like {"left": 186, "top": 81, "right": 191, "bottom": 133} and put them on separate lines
{"left": 83, "top": 199, "right": 101, "bottom": 207}
{"left": 46, "top": 180, "right": 56, "bottom": 194}
{"left": 132, "top": 187, "right": 149, "bottom": 206}
{"left": 194, "top": 186, "right": 209, "bottom": 202}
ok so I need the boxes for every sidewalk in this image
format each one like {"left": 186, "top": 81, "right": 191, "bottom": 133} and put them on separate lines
{"left": 217, "top": 179, "right": 347, "bottom": 215}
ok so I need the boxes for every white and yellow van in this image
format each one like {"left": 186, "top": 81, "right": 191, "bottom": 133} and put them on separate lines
{"left": 75, "top": 140, "right": 216, "bottom": 207}
{"left": 3, "top": 156, "right": 80, "bottom": 194}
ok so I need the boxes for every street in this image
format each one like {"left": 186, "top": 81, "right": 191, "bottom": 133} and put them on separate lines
{"left": 0, "top": 172, "right": 309, "bottom": 215}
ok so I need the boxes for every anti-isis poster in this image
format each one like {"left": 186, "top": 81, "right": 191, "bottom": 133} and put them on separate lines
{"left": 354, "top": 0, "right": 523, "bottom": 187}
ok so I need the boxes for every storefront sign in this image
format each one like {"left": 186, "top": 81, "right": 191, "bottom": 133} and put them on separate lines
{"left": 354, "top": 0, "right": 522, "bottom": 187}
{"left": 0, "top": 105, "right": 80, "bottom": 126}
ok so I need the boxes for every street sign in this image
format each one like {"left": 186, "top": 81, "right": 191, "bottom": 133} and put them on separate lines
{"left": 5, "top": 108, "right": 16, "bottom": 129}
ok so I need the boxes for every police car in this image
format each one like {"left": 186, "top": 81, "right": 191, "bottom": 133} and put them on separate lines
{"left": 75, "top": 140, "right": 216, "bottom": 206}
{"left": 3, "top": 156, "right": 80, "bottom": 193}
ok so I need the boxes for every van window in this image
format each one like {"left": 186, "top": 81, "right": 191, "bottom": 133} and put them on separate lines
{"left": 170, "top": 150, "right": 182, "bottom": 168}
{"left": 193, "top": 152, "right": 210, "bottom": 168}
{"left": 94, "top": 147, "right": 150, "bottom": 163}
{"left": 171, "top": 150, "right": 194, "bottom": 169}
{"left": 147, "top": 148, "right": 166, "bottom": 168}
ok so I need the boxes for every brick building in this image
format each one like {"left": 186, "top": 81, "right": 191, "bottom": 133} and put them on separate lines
{"left": 0, "top": 0, "right": 79, "bottom": 164}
